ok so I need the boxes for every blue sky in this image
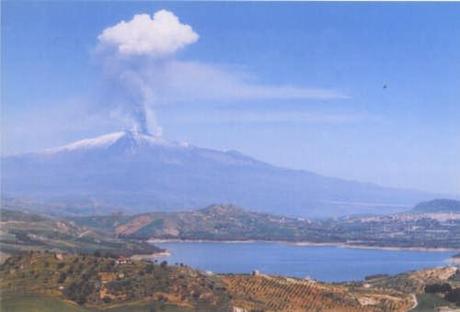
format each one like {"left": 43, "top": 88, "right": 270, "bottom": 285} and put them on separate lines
{"left": 2, "top": 2, "right": 459, "bottom": 194}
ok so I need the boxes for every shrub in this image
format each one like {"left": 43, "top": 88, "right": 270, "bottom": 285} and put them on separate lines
{"left": 102, "top": 296, "right": 112, "bottom": 304}
{"left": 445, "top": 288, "right": 460, "bottom": 306}
{"left": 364, "top": 274, "right": 389, "bottom": 281}
{"left": 145, "top": 264, "right": 154, "bottom": 274}
{"left": 63, "top": 280, "right": 95, "bottom": 305}
{"left": 424, "top": 283, "right": 452, "bottom": 293}
{"left": 57, "top": 272, "right": 67, "bottom": 283}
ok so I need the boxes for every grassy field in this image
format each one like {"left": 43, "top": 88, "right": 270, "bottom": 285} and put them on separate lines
{"left": 0, "top": 295, "right": 213, "bottom": 312}
{"left": 100, "top": 303, "right": 192, "bottom": 312}
{"left": 0, "top": 293, "right": 194, "bottom": 312}
{"left": 1, "top": 293, "right": 88, "bottom": 312}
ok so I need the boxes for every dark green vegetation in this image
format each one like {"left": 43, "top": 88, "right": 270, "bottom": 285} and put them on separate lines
{"left": 413, "top": 286, "right": 460, "bottom": 311}
{"left": 362, "top": 267, "right": 460, "bottom": 311}
{"left": 412, "top": 199, "right": 460, "bottom": 213}
{"left": 412, "top": 293, "right": 453, "bottom": 312}
{"left": 73, "top": 201, "right": 460, "bottom": 249}
{"left": 0, "top": 209, "right": 162, "bottom": 257}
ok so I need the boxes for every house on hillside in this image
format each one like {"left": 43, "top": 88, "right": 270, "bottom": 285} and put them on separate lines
{"left": 116, "top": 256, "right": 132, "bottom": 265}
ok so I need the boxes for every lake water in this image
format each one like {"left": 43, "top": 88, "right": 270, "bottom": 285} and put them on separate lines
{"left": 155, "top": 241, "right": 456, "bottom": 282}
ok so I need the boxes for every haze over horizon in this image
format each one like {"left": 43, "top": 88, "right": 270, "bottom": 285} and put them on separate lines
{"left": 2, "top": 2, "right": 459, "bottom": 195}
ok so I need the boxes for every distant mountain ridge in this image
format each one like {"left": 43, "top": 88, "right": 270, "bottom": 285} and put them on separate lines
{"left": 73, "top": 204, "right": 331, "bottom": 242}
{"left": 411, "top": 199, "right": 460, "bottom": 213}
{"left": 1, "top": 130, "right": 435, "bottom": 217}
{"left": 71, "top": 203, "right": 460, "bottom": 249}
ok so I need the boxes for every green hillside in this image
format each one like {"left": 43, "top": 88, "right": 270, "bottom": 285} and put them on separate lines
{"left": 0, "top": 209, "right": 162, "bottom": 257}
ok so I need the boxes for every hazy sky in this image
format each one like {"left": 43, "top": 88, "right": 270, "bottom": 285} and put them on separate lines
{"left": 2, "top": 2, "right": 459, "bottom": 195}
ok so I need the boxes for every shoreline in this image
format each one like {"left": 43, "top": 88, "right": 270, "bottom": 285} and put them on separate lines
{"left": 130, "top": 251, "right": 171, "bottom": 261}
{"left": 147, "top": 238, "right": 460, "bottom": 253}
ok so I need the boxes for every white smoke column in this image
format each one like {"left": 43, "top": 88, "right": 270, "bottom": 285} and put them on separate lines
{"left": 117, "top": 68, "right": 157, "bottom": 134}
{"left": 97, "top": 9, "right": 199, "bottom": 135}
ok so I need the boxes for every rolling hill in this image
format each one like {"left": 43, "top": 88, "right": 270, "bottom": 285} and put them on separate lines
{"left": 73, "top": 204, "right": 337, "bottom": 242}
{"left": 72, "top": 203, "right": 460, "bottom": 249}
{"left": 0, "top": 209, "right": 162, "bottom": 257}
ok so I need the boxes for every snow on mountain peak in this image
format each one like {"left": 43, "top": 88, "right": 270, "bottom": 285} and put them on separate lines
{"left": 43, "top": 130, "right": 189, "bottom": 154}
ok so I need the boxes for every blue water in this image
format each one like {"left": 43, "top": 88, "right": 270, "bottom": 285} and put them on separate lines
{"left": 155, "top": 242, "right": 455, "bottom": 282}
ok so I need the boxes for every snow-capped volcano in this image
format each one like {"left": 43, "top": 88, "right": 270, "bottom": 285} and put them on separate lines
{"left": 45, "top": 131, "right": 140, "bottom": 153}
{"left": 34, "top": 130, "right": 260, "bottom": 169}
{"left": 2, "top": 131, "right": 434, "bottom": 217}
{"left": 43, "top": 130, "right": 190, "bottom": 154}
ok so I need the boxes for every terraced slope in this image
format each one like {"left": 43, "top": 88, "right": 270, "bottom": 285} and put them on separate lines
{"left": 365, "top": 266, "right": 458, "bottom": 293}
{"left": 223, "top": 275, "right": 414, "bottom": 312}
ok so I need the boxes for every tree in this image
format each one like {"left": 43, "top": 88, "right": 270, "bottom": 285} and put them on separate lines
{"left": 102, "top": 296, "right": 112, "bottom": 304}
{"left": 63, "top": 280, "right": 95, "bottom": 306}
{"left": 424, "top": 283, "right": 452, "bottom": 293}
{"left": 57, "top": 272, "right": 67, "bottom": 283}
{"left": 145, "top": 264, "right": 154, "bottom": 274}
{"left": 446, "top": 288, "right": 460, "bottom": 306}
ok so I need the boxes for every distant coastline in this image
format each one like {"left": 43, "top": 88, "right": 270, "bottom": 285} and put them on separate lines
{"left": 148, "top": 239, "right": 460, "bottom": 253}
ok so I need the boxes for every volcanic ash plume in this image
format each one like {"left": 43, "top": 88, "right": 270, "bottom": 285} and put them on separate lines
{"left": 97, "top": 9, "right": 199, "bottom": 135}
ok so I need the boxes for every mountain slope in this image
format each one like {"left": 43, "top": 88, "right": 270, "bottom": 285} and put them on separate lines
{"left": 411, "top": 199, "right": 460, "bottom": 213}
{"left": 0, "top": 209, "right": 162, "bottom": 256}
{"left": 1, "top": 130, "right": 434, "bottom": 217}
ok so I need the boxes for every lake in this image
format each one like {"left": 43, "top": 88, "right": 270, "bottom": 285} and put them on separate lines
{"left": 155, "top": 241, "right": 456, "bottom": 282}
